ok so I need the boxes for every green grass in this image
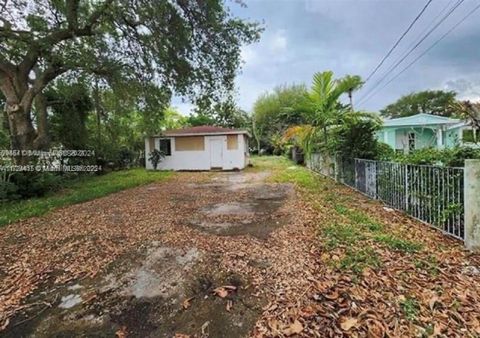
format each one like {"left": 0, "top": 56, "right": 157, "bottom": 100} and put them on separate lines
{"left": 0, "top": 169, "right": 172, "bottom": 226}
{"left": 338, "top": 248, "right": 381, "bottom": 273}
{"left": 399, "top": 296, "right": 420, "bottom": 321}
{"left": 323, "top": 222, "right": 365, "bottom": 249}
{"left": 251, "top": 156, "right": 324, "bottom": 190}
{"left": 374, "top": 234, "right": 423, "bottom": 253}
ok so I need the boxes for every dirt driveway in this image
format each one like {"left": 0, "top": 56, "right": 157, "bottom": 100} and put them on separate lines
{"left": 0, "top": 168, "right": 315, "bottom": 337}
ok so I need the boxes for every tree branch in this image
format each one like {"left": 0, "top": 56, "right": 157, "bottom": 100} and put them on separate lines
{"left": 18, "top": 0, "right": 114, "bottom": 79}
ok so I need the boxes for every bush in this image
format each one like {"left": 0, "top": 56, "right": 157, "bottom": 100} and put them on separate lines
{"left": 375, "top": 142, "right": 395, "bottom": 161}
{"left": 9, "top": 172, "right": 64, "bottom": 199}
{"left": 393, "top": 146, "right": 480, "bottom": 166}
{"left": 0, "top": 179, "right": 19, "bottom": 201}
{"left": 446, "top": 147, "right": 480, "bottom": 167}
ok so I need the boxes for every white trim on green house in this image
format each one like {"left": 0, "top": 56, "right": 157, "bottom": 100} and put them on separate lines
{"left": 377, "top": 113, "right": 472, "bottom": 153}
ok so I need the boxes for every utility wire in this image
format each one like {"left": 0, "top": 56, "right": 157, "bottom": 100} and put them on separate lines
{"left": 359, "top": 2, "right": 480, "bottom": 106}
{"left": 358, "top": 0, "right": 465, "bottom": 105}
{"left": 364, "top": 0, "right": 434, "bottom": 82}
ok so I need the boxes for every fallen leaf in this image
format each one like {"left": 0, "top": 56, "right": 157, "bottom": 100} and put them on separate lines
{"left": 201, "top": 321, "right": 210, "bottom": 335}
{"left": 174, "top": 334, "right": 190, "bottom": 338}
{"left": 213, "top": 287, "right": 228, "bottom": 298}
{"left": 429, "top": 295, "right": 439, "bottom": 311}
{"left": 283, "top": 320, "right": 303, "bottom": 336}
{"left": 115, "top": 326, "right": 128, "bottom": 338}
{"left": 226, "top": 300, "right": 233, "bottom": 312}
{"left": 340, "top": 317, "right": 358, "bottom": 331}
{"left": 213, "top": 285, "right": 236, "bottom": 298}
{"left": 182, "top": 297, "right": 194, "bottom": 310}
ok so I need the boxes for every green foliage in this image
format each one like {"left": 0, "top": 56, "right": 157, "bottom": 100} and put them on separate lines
{"left": 374, "top": 234, "right": 423, "bottom": 252}
{"left": 328, "top": 112, "right": 382, "bottom": 160}
{"left": 186, "top": 113, "right": 218, "bottom": 127}
{"left": 10, "top": 172, "right": 64, "bottom": 199}
{"left": 148, "top": 149, "right": 165, "bottom": 170}
{"left": 0, "top": 169, "right": 171, "bottom": 226}
{"left": 338, "top": 248, "right": 381, "bottom": 273}
{"left": 252, "top": 84, "right": 308, "bottom": 152}
{"left": 1, "top": 0, "right": 262, "bottom": 155}
{"left": 323, "top": 223, "right": 365, "bottom": 249}
{"left": 399, "top": 297, "right": 420, "bottom": 321}
{"left": 187, "top": 99, "right": 250, "bottom": 129}
{"left": 46, "top": 80, "right": 93, "bottom": 150}
{"left": 394, "top": 146, "right": 480, "bottom": 166}
{"left": 462, "top": 129, "right": 480, "bottom": 143}
{"left": 375, "top": 142, "right": 396, "bottom": 161}
{"left": 293, "top": 71, "right": 364, "bottom": 159}
{"left": 380, "top": 90, "right": 458, "bottom": 118}
{"left": 162, "top": 107, "right": 188, "bottom": 130}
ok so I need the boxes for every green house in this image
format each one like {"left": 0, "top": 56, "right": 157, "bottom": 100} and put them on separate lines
{"left": 376, "top": 113, "right": 471, "bottom": 153}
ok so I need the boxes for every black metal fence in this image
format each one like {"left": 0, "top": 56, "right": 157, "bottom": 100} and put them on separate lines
{"left": 307, "top": 154, "right": 465, "bottom": 240}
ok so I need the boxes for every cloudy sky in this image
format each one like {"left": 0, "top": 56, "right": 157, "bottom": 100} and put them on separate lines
{"left": 174, "top": 0, "right": 480, "bottom": 115}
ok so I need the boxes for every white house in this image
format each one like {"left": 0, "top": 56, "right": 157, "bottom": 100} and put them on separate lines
{"left": 145, "top": 126, "right": 250, "bottom": 171}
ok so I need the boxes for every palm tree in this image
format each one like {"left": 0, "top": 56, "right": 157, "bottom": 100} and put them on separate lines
{"left": 342, "top": 75, "right": 364, "bottom": 111}
{"left": 297, "top": 71, "right": 362, "bottom": 158}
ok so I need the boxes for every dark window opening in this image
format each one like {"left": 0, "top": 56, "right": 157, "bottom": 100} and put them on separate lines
{"left": 159, "top": 139, "right": 172, "bottom": 156}
{"left": 408, "top": 132, "right": 416, "bottom": 152}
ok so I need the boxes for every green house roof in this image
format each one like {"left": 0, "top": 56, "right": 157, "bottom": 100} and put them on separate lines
{"left": 383, "top": 113, "right": 462, "bottom": 127}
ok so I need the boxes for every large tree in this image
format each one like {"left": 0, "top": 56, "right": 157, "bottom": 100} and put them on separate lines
{"left": 252, "top": 84, "right": 307, "bottom": 152}
{"left": 0, "top": 0, "right": 260, "bottom": 163}
{"left": 380, "top": 90, "right": 458, "bottom": 118}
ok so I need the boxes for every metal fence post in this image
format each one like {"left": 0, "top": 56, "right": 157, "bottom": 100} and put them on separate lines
{"left": 334, "top": 155, "right": 340, "bottom": 182}
{"left": 465, "top": 159, "right": 480, "bottom": 251}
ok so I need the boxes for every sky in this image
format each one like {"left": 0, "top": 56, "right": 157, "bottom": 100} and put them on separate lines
{"left": 173, "top": 0, "right": 480, "bottom": 115}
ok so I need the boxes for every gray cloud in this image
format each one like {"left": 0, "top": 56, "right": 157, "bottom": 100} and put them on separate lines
{"left": 226, "top": 0, "right": 480, "bottom": 114}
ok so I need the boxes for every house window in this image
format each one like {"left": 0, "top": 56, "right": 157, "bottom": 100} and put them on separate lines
{"left": 408, "top": 132, "right": 416, "bottom": 152}
{"left": 175, "top": 136, "right": 205, "bottom": 151}
{"left": 227, "top": 135, "right": 238, "bottom": 150}
{"left": 159, "top": 139, "right": 172, "bottom": 156}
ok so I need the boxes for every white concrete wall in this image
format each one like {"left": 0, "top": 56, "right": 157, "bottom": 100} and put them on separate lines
{"left": 145, "top": 134, "right": 248, "bottom": 171}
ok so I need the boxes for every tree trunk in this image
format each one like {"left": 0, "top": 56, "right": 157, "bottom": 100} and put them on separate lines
{"left": 34, "top": 93, "right": 49, "bottom": 150}
{"left": 348, "top": 91, "right": 354, "bottom": 112}
{"left": 5, "top": 97, "right": 37, "bottom": 164}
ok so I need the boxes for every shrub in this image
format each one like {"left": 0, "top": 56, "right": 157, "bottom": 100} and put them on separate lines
{"left": 375, "top": 142, "right": 395, "bottom": 161}
{"left": 0, "top": 179, "right": 19, "bottom": 201}
{"left": 394, "top": 146, "right": 480, "bottom": 166}
{"left": 10, "top": 172, "right": 64, "bottom": 199}
{"left": 148, "top": 149, "right": 165, "bottom": 170}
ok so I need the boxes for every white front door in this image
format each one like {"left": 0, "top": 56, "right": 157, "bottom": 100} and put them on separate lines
{"left": 210, "top": 138, "right": 223, "bottom": 168}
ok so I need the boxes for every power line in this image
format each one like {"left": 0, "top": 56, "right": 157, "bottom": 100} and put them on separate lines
{"left": 358, "top": 0, "right": 465, "bottom": 105}
{"left": 360, "top": 2, "right": 480, "bottom": 106}
{"left": 364, "top": 0, "right": 434, "bottom": 83}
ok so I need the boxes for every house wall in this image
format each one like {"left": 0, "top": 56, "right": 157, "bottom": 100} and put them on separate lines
{"left": 145, "top": 134, "right": 248, "bottom": 170}
{"left": 445, "top": 128, "right": 462, "bottom": 148}
{"left": 378, "top": 126, "right": 439, "bottom": 152}
{"left": 378, "top": 127, "right": 396, "bottom": 149}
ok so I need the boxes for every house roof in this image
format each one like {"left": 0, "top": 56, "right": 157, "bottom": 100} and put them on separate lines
{"left": 157, "top": 125, "right": 249, "bottom": 137}
{"left": 382, "top": 113, "right": 464, "bottom": 127}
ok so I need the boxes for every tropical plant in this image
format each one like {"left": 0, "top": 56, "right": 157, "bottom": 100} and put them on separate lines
{"left": 328, "top": 112, "right": 382, "bottom": 160}
{"left": 148, "top": 149, "right": 165, "bottom": 170}
{"left": 453, "top": 101, "right": 480, "bottom": 139}
{"left": 342, "top": 75, "right": 364, "bottom": 111}
{"left": 297, "top": 71, "right": 363, "bottom": 158}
